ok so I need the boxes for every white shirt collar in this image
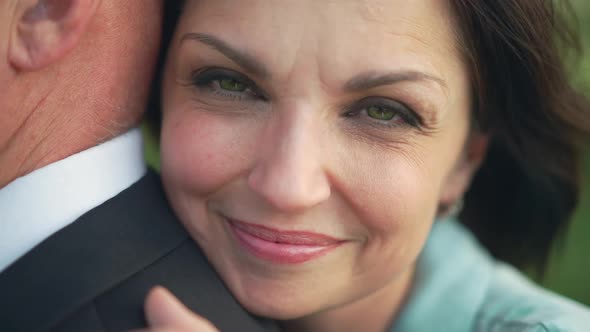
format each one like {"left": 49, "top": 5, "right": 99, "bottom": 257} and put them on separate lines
{"left": 0, "top": 128, "right": 147, "bottom": 272}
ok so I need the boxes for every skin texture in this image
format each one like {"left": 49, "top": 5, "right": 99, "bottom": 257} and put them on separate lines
{"left": 160, "top": 0, "right": 487, "bottom": 331}
{"left": 0, "top": 2, "right": 207, "bottom": 331}
{"left": 0, "top": 1, "right": 190, "bottom": 331}
{"left": 0, "top": 0, "right": 162, "bottom": 188}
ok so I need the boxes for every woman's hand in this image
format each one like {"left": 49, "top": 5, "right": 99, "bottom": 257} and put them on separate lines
{"left": 132, "top": 286, "right": 220, "bottom": 332}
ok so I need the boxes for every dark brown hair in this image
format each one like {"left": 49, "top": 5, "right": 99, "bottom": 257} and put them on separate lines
{"left": 450, "top": 0, "right": 590, "bottom": 273}
{"left": 147, "top": 0, "right": 590, "bottom": 273}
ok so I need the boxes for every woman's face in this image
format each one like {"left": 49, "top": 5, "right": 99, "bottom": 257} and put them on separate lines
{"left": 161, "top": 0, "right": 484, "bottom": 320}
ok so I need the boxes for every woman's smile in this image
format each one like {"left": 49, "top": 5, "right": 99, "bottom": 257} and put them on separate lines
{"left": 225, "top": 217, "right": 346, "bottom": 264}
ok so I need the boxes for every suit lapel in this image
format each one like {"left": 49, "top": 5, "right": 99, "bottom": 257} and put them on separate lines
{"left": 0, "top": 170, "right": 189, "bottom": 332}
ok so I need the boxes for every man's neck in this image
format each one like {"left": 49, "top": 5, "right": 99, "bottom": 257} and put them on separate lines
{"left": 0, "top": 127, "right": 90, "bottom": 188}
{"left": 0, "top": 49, "right": 144, "bottom": 189}
{"left": 0, "top": 106, "right": 130, "bottom": 189}
{"left": 280, "top": 267, "right": 414, "bottom": 332}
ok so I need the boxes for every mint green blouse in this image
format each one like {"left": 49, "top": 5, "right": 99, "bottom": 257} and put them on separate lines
{"left": 390, "top": 219, "right": 590, "bottom": 332}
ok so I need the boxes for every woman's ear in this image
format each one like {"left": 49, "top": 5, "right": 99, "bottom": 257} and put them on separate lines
{"left": 439, "top": 132, "right": 490, "bottom": 210}
{"left": 9, "top": 0, "right": 101, "bottom": 71}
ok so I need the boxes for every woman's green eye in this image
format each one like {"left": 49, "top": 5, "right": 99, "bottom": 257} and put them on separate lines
{"left": 367, "top": 106, "right": 396, "bottom": 121}
{"left": 219, "top": 78, "right": 247, "bottom": 92}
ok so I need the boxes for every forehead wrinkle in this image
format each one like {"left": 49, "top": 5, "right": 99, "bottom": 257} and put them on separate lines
{"left": 270, "top": 4, "right": 331, "bottom": 100}
{"left": 356, "top": 0, "right": 463, "bottom": 59}
{"left": 341, "top": 1, "right": 460, "bottom": 94}
{"left": 355, "top": 0, "right": 388, "bottom": 22}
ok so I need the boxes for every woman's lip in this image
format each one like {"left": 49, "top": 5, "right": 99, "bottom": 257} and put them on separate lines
{"left": 226, "top": 218, "right": 344, "bottom": 264}
{"left": 228, "top": 218, "right": 343, "bottom": 245}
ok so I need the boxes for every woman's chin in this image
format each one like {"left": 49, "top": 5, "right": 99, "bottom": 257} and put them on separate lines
{"left": 228, "top": 281, "right": 326, "bottom": 320}
{"left": 241, "top": 299, "right": 310, "bottom": 321}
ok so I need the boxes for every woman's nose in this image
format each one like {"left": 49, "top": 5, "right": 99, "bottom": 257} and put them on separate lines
{"left": 247, "top": 108, "right": 331, "bottom": 213}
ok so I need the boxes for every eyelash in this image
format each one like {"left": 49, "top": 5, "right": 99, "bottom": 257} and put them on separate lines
{"left": 189, "top": 67, "right": 424, "bottom": 129}
{"left": 190, "top": 67, "right": 266, "bottom": 101}
{"left": 343, "top": 98, "right": 423, "bottom": 129}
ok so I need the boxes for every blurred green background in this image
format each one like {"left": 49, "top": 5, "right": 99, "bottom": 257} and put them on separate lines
{"left": 540, "top": 0, "right": 590, "bottom": 306}
{"left": 143, "top": 0, "right": 590, "bottom": 305}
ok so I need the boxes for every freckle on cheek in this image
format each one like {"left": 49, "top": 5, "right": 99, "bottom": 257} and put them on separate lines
{"left": 169, "top": 144, "right": 228, "bottom": 193}
{"left": 173, "top": 119, "right": 182, "bottom": 130}
{"left": 163, "top": 114, "right": 243, "bottom": 194}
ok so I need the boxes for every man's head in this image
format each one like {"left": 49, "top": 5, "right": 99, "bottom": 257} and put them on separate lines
{"left": 0, "top": 0, "right": 163, "bottom": 187}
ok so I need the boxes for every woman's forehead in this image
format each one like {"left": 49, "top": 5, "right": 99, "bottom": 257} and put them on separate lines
{"left": 178, "top": 0, "right": 464, "bottom": 88}
{"left": 180, "top": 0, "right": 459, "bottom": 50}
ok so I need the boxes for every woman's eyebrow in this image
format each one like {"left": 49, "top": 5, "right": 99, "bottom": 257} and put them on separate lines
{"left": 179, "top": 33, "right": 446, "bottom": 93}
{"left": 343, "top": 70, "right": 447, "bottom": 93}
{"left": 180, "top": 32, "right": 270, "bottom": 79}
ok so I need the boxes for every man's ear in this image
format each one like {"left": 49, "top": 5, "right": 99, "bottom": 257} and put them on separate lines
{"left": 439, "top": 132, "right": 490, "bottom": 209}
{"left": 9, "top": 0, "right": 101, "bottom": 71}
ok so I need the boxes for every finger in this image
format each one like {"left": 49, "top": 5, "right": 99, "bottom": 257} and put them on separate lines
{"left": 127, "top": 329, "right": 180, "bottom": 332}
{"left": 127, "top": 329, "right": 182, "bottom": 332}
{"left": 144, "top": 286, "right": 219, "bottom": 332}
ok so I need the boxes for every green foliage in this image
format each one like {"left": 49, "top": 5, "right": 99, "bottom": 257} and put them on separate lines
{"left": 142, "top": 124, "right": 160, "bottom": 171}
{"left": 543, "top": 0, "right": 590, "bottom": 306}
{"left": 541, "top": 155, "right": 590, "bottom": 305}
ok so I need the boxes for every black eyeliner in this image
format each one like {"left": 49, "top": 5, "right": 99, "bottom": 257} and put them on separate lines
{"left": 346, "top": 97, "right": 424, "bottom": 129}
{"left": 190, "top": 67, "right": 268, "bottom": 100}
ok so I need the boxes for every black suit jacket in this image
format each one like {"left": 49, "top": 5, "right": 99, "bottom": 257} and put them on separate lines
{"left": 0, "top": 170, "right": 279, "bottom": 332}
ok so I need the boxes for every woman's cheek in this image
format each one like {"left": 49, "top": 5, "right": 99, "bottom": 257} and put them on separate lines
{"left": 337, "top": 157, "right": 435, "bottom": 279}
{"left": 160, "top": 112, "right": 253, "bottom": 195}
{"left": 345, "top": 147, "right": 438, "bottom": 226}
